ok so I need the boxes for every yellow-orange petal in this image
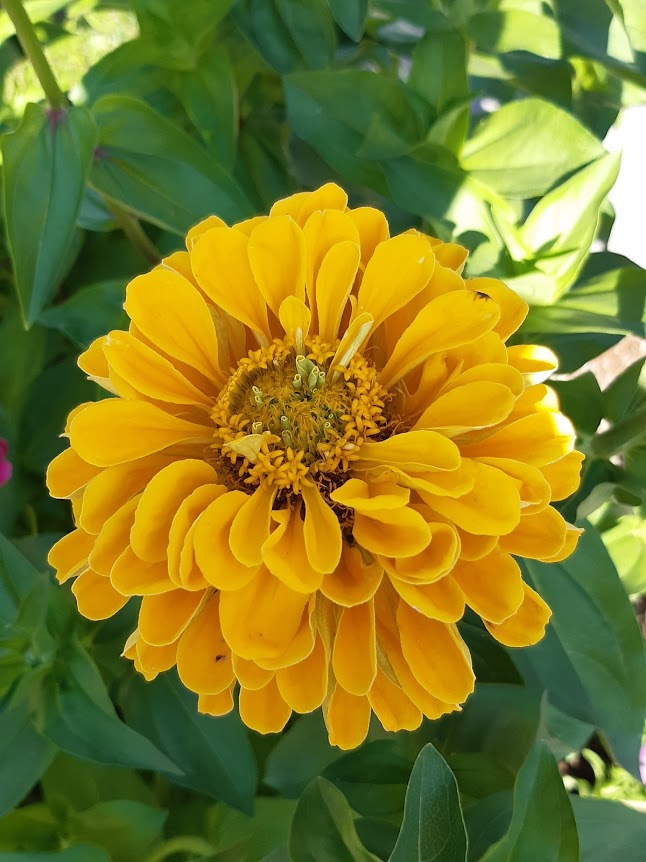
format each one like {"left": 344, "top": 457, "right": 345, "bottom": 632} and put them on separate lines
{"left": 47, "top": 448, "right": 102, "bottom": 499}
{"left": 353, "top": 506, "right": 431, "bottom": 558}
{"left": 232, "top": 655, "right": 275, "bottom": 690}
{"left": 452, "top": 550, "right": 524, "bottom": 624}
{"left": 541, "top": 524, "right": 583, "bottom": 562}
{"left": 462, "top": 412, "right": 576, "bottom": 467}
{"left": 185, "top": 214, "right": 226, "bottom": 251}
{"left": 194, "top": 491, "right": 259, "bottom": 590}
{"left": 198, "top": 687, "right": 234, "bottom": 717}
{"left": 135, "top": 637, "right": 178, "bottom": 680}
{"left": 368, "top": 668, "right": 422, "bottom": 732}
{"left": 276, "top": 633, "right": 327, "bottom": 713}
{"left": 111, "top": 546, "right": 173, "bottom": 596}
{"left": 466, "top": 277, "right": 528, "bottom": 341}
{"left": 456, "top": 528, "right": 498, "bottom": 561}
{"left": 320, "top": 546, "right": 383, "bottom": 607}
{"left": 262, "top": 501, "right": 324, "bottom": 592}
{"left": 355, "top": 430, "right": 460, "bottom": 473}
{"left": 330, "top": 477, "right": 409, "bottom": 512}
{"left": 270, "top": 190, "right": 310, "bottom": 219}
{"left": 326, "top": 686, "right": 371, "bottom": 750}
{"left": 332, "top": 600, "right": 377, "bottom": 696}
{"left": 138, "top": 589, "right": 205, "bottom": 647}
{"left": 297, "top": 182, "right": 348, "bottom": 225}
{"left": 69, "top": 400, "right": 211, "bottom": 467}
{"left": 315, "top": 241, "right": 361, "bottom": 343}
{"left": 507, "top": 344, "right": 559, "bottom": 385}
{"left": 389, "top": 574, "right": 465, "bottom": 622}
{"left": 167, "top": 484, "right": 225, "bottom": 588}
{"left": 302, "top": 209, "right": 360, "bottom": 314}
{"left": 239, "top": 677, "right": 292, "bottom": 733}
{"left": 301, "top": 483, "right": 343, "bottom": 574}
{"left": 484, "top": 582, "right": 551, "bottom": 647}
{"left": 540, "top": 451, "right": 585, "bottom": 501}
{"left": 72, "top": 569, "right": 128, "bottom": 620}
{"left": 48, "top": 529, "right": 94, "bottom": 583}
{"left": 477, "top": 457, "right": 551, "bottom": 515}
{"left": 229, "top": 484, "right": 277, "bottom": 567}
{"left": 499, "top": 505, "right": 568, "bottom": 560}
{"left": 176, "top": 594, "right": 234, "bottom": 695}
{"left": 383, "top": 521, "right": 460, "bottom": 584}
{"left": 248, "top": 215, "right": 306, "bottom": 316}
{"left": 348, "top": 207, "right": 390, "bottom": 265}
{"left": 89, "top": 496, "right": 139, "bottom": 576}
{"left": 434, "top": 242, "right": 468, "bottom": 273}
{"left": 413, "top": 381, "right": 515, "bottom": 436}
{"left": 131, "top": 460, "right": 217, "bottom": 563}
{"left": 444, "top": 362, "right": 524, "bottom": 397}
{"left": 279, "top": 296, "right": 311, "bottom": 354}
{"left": 397, "top": 603, "right": 475, "bottom": 703}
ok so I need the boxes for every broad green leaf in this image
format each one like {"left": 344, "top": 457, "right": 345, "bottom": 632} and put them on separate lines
{"left": 119, "top": 670, "right": 256, "bottom": 813}
{"left": 69, "top": 800, "right": 166, "bottom": 862}
{"left": 289, "top": 776, "right": 380, "bottom": 862}
{"left": 463, "top": 791, "right": 513, "bottom": 862}
{"left": 603, "top": 356, "right": 646, "bottom": 423}
{"left": 480, "top": 743, "right": 578, "bottom": 862}
{"left": 42, "top": 641, "right": 179, "bottom": 775}
{"left": 264, "top": 712, "right": 340, "bottom": 799}
{"left": 0, "top": 1, "right": 70, "bottom": 44}
{"left": 571, "top": 797, "right": 646, "bottom": 862}
{"left": 389, "top": 743, "right": 467, "bottom": 862}
{"left": 468, "top": 11, "right": 562, "bottom": 59}
{"left": 90, "top": 96, "right": 252, "bottom": 234}
{"left": 42, "top": 753, "right": 155, "bottom": 811}
{"left": 550, "top": 372, "right": 604, "bottom": 436}
{"left": 0, "top": 698, "right": 55, "bottom": 816}
{"left": 462, "top": 98, "right": 604, "bottom": 199}
{"left": 601, "top": 514, "right": 646, "bottom": 596}
{"left": 329, "top": 0, "right": 368, "bottom": 41}
{"left": 520, "top": 152, "right": 621, "bottom": 295}
{"left": 1, "top": 104, "right": 97, "bottom": 325}
{"left": 0, "top": 847, "right": 110, "bottom": 862}
{"left": 0, "top": 310, "right": 47, "bottom": 416}
{"left": 522, "top": 525, "right": 646, "bottom": 776}
{"left": 0, "top": 803, "right": 58, "bottom": 853}
{"left": 207, "top": 798, "right": 296, "bottom": 859}
{"left": 0, "top": 534, "right": 42, "bottom": 627}
{"left": 38, "top": 280, "right": 127, "bottom": 348}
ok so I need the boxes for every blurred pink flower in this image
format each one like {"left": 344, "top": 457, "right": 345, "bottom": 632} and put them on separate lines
{"left": 0, "top": 439, "right": 12, "bottom": 486}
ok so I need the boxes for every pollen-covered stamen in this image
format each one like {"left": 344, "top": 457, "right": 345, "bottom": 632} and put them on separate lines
{"left": 211, "top": 336, "right": 390, "bottom": 492}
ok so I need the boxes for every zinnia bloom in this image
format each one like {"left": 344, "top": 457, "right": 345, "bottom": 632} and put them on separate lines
{"left": 0, "top": 439, "right": 12, "bottom": 486}
{"left": 47, "top": 184, "right": 583, "bottom": 748}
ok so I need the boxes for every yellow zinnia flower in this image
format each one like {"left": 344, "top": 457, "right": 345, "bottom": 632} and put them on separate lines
{"left": 47, "top": 183, "right": 583, "bottom": 749}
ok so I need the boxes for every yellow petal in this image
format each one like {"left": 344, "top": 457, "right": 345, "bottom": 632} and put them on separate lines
{"left": 176, "top": 594, "right": 234, "bottom": 695}
{"left": 302, "top": 210, "right": 360, "bottom": 313}
{"left": 422, "top": 459, "right": 520, "bottom": 536}
{"left": 279, "top": 296, "right": 311, "bottom": 354}
{"left": 256, "top": 601, "right": 316, "bottom": 671}
{"left": 383, "top": 521, "right": 460, "bottom": 584}
{"left": 434, "top": 242, "right": 468, "bottom": 273}
{"left": 355, "top": 430, "right": 460, "bottom": 473}
{"left": 332, "top": 600, "right": 377, "bottom": 696}
{"left": 72, "top": 569, "right": 128, "bottom": 620}
{"left": 477, "top": 457, "right": 551, "bottom": 515}
{"left": 248, "top": 215, "right": 306, "bottom": 316}
{"left": 131, "top": 460, "right": 218, "bottom": 563}
{"left": 320, "top": 546, "right": 383, "bottom": 607}
{"left": 270, "top": 190, "right": 310, "bottom": 218}
{"left": 47, "top": 448, "right": 102, "bottom": 499}
{"left": 111, "top": 546, "right": 173, "bottom": 596}
{"left": 198, "top": 687, "right": 235, "bottom": 717}
{"left": 135, "top": 637, "right": 178, "bottom": 680}
{"left": 541, "top": 524, "right": 583, "bottom": 562}
{"left": 379, "top": 290, "right": 501, "bottom": 388}
{"left": 452, "top": 550, "right": 524, "bottom": 624}
{"left": 462, "top": 412, "right": 576, "bottom": 467}
{"left": 160, "top": 250, "right": 198, "bottom": 286}
{"left": 315, "top": 241, "right": 361, "bottom": 342}
{"left": 540, "top": 451, "right": 584, "bottom": 501}
{"left": 301, "top": 483, "right": 343, "bottom": 574}
{"left": 190, "top": 226, "right": 271, "bottom": 340}
{"left": 356, "top": 233, "right": 435, "bottom": 330}
{"left": 326, "top": 685, "right": 371, "bottom": 750}
{"left": 456, "top": 528, "right": 498, "bottom": 561}
{"left": 413, "top": 381, "right": 515, "bottom": 436}
{"left": 168, "top": 485, "right": 225, "bottom": 590}
{"left": 262, "top": 501, "right": 324, "bottom": 592}
{"left": 397, "top": 603, "right": 475, "bottom": 703}
{"left": 138, "top": 589, "right": 206, "bottom": 646}
{"left": 48, "top": 529, "right": 94, "bottom": 583}
{"left": 330, "top": 477, "right": 409, "bottom": 512}
{"left": 347, "top": 206, "right": 389, "bottom": 266}
{"left": 389, "top": 574, "right": 465, "bottom": 622}
{"left": 367, "top": 668, "right": 422, "bottom": 732}
{"left": 330, "top": 311, "right": 374, "bottom": 374}
{"left": 103, "top": 331, "right": 213, "bottom": 406}
{"left": 193, "top": 491, "right": 260, "bottom": 590}
{"left": 277, "top": 633, "right": 327, "bottom": 713}
{"left": 507, "top": 344, "right": 558, "bottom": 385}
{"left": 508, "top": 383, "right": 560, "bottom": 421}
{"left": 444, "top": 362, "right": 524, "bottom": 397}
{"left": 232, "top": 655, "right": 275, "bottom": 690}
{"left": 239, "top": 676, "right": 292, "bottom": 733}
{"left": 124, "top": 268, "right": 225, "bottom": 384}
{"left": 89, "top": 496, "right": 139, "bottom": 576}
{"left": 219, "top": 567, "right": 309, "bottom": 662}
{"left": 499, "top": 505, "right": 568, "bottom": 560}
{"left": 484, "top": 582, "right": 551, "bottom": 646}
{"left": 466, "top": 277, "right": 528, "bottom": 341}
{"left": 69, "top": 400, "right": 211, "bottom": 467}
{"left": 229, "top": 484, "right": 278, "bottom": 567}
{"left": 78, "top": 337, "right": 110, "bottom": 381}
{"left": 353, "top": 506, "right": 431, "bottom": 558}
{"left": 185, "top": 214, "right": 226, "bottom": 250}
{"left": 235, "top": 215, "right": 268, "bottom": 236}
{"left": 297, "top": 182, "right": 348, "bottom": 225}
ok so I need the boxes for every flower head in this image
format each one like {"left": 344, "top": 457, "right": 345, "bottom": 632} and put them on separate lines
{"left": 0, "top": 439, "right": 12, "bottom": 486}
{"left": 47, "top": 184, "right": 583, "bottom": 748}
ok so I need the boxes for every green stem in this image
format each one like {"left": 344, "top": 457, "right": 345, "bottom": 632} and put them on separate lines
{"left": 104, "top": 198, "right": 161, "bottom": 267}
{"left": 1, "top": 0, "right": 66, "bottom": 109}
{"left": 589, "top": 403, "right": 646, "bottom": 459}
{"left": 142, "top": 836, "right": 216, "bottom": 862}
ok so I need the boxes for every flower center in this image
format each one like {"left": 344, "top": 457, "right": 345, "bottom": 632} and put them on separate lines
{"left": 211, "top": 337, "right": 389, "bottom": 493}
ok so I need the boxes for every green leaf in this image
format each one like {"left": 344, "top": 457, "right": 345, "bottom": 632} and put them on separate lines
{"left": 601, "top": 514, "right": 646, "bottom": 597}
{"left": 480, "top": 743, "right": 578, "bottom": 862}
{"left": 0, "top": 803, "right": 58, "bottom": 853}
{"left": 38, "top": 280, "right": 127, "bottom": 348}
{"left": 521, "top": 525, "right": 646, "bottom": 776}
{"left": 0, "top": 847, "right": 111, "bottom": 862}
{"left": 0, "top": 697, "right": 55, "bottom": 816}
{"left": 69, "top": 800, "right": 166, "bottom": 862}
{"left": 41, "top": 753, "right": 156, "bottom": 812}
{"left": 264, "top": 712, "right": 340, "bottom": 799}
{"left": 461, "top": 99, "right": 604, "bottom": 199}
{"left": 289, "top": 776, "right": 380, "bottom": 862}
{"left": 207, "top": 797, "right": 296, "bottom": 859}
{"left": 90, "top": 96, "right": 252, "bottom": 234}
{"left": 1, "top": 104, "right": 97, "bottom": 325}
{"left": 389, "top": 743, "right": 467, "bottom": 862}
{"left": 329, "top": 0, "right": 368, "bottom": 41}
{"left": 603, "top": 356, "right": 646, "bottom": 423}
{"left": 468, "top": 11, "right": 562, "bottom": 60}
{"left": 42, "top": 641, "right": 179, "bottom": 775}
{"left": 0, "top": 533, "right": 42, "bottom": 627}
{"left": 0, "top": 311, "right": 47, "bottom": 417}
{"left": 119, "top": 670, "right": 256, "bottom": 813}
{"left": 571, "top": 797, "right": 646, "bottom": 862}
{"left": 550, "top": 372, "right": 604, "bottom": 436}
{"left": 463, "top": 792, "right": 513, "bottom": 862}
{"left": 520, "top": 152, "right": 621, "bottom": 295}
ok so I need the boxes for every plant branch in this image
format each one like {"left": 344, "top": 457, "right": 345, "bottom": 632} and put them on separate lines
{"left": 1, "top": 0, "right": 66, "bottom": 110}
{"left": 104, "top": 198, "right": 161, "bottom": 267}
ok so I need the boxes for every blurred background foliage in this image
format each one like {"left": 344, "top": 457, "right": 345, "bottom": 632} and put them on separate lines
{"left": 0, "top": 0, "right": 645, "bottom": 860}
